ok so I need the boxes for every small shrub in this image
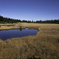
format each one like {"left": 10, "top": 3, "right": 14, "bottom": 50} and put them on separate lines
{"left": 20, "top": 26, "right": 22, "bottom": 29}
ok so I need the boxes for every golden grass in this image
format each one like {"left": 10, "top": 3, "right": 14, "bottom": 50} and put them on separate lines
{"left": 0, "top": 22, "right": 59, "bottom": 59}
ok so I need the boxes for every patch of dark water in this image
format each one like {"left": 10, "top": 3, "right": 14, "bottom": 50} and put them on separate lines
{"left": 0, "top": 28, "right": 38, "bottom": 40}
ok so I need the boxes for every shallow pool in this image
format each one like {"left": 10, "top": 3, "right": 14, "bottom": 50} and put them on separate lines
{"left": 0, "top": 28, "right": 38, "bottom": 40}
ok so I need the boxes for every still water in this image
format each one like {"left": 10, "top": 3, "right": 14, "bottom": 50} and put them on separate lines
{"left": 0, "top": 28, "right": 38, "bottom": 40}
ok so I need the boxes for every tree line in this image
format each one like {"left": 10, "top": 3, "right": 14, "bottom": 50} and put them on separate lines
{"left": 0, "top": 15, "right": 59, "bottom": 24}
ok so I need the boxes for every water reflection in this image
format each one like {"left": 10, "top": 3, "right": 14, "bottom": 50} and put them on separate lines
{"left": 19, "top": 28, "right": 22, "bottom": 31}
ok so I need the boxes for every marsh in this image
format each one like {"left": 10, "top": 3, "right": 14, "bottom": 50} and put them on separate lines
{"left": 0, "top": 23, "right": 59, "bottom": 59}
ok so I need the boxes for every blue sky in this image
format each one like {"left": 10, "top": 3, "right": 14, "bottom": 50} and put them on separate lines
{"left": 0, "top": 0, "right": 59, "bottom": 21}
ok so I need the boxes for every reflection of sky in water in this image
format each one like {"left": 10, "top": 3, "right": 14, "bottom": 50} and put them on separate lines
{"left": 0, "top": 28, "right": 38, "bottom": 40}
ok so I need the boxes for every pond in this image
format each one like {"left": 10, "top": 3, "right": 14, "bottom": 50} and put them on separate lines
{"left": 0, "top": 28, "right": 38, "bottom": 40}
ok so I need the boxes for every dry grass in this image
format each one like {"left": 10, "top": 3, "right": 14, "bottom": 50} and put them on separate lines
{"left": 0, "top": 22, "right": 59, "bottom": 59}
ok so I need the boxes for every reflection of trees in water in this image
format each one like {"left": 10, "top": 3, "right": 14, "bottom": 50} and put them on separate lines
{"left": 19, "top": 28, "right": 22, "bottom": 31}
